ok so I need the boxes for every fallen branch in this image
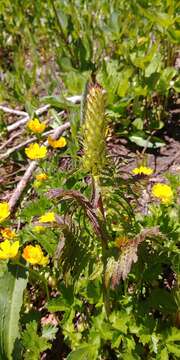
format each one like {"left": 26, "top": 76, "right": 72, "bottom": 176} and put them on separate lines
{"left": 0, "top": 111, "right": 65, "bottom": 160}
{"left": 0, "top": 129, "right": 25, "bottom": 151}
{"left": 7, "top": 104, "right": 50, "bottom": 132}
{"left": 6, "top": 95, "right": 81, "bottom": 133}
{"left": 0, "top": 105, "right": 28, "bottom": 116}
{"left": 8, "top": 121, "right": 70, "bottom": 211}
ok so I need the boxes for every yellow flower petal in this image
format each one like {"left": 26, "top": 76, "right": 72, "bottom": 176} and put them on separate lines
{"left": 48, "top": 136, "right": 67, "bottom": 149}
{"left": 39, "top": 255, "right": 49, "bottom": 266}
{"left": 25, "top": 143, "right": 47, "bottom": 160}
{"left": 0, "top": 202, "right": 10, "bottom": 223}
{"left": 0, "top": 240, "right": 19, "bottom": 259}
{"left": 39, "top": 212, "right": 55, "bottom": 223}
{"left": 132, "top": 166, "right": 153, "bottom": 176}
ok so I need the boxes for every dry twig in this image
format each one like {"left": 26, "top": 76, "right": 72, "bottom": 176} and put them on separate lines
{"left": 8, "top": 122, "right": 70, "bottom": 211}
{"left": 4, "top": 95, "right": 81, "bottom": 133}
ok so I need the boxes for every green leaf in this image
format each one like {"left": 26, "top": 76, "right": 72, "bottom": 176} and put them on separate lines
{"left": 132, "top": 118, "right": 143, "bottom": 130}
{"left": 43, "top": 95, "right": 78, "bottom": 109}
{"left": 166, "top": 344, "right": 180, "bottom": 357}
{"left": 47, "top": 296, "right": 72, "bottom": 312}
{"left": 129, "top": 133, "right": 165, "bottom": 148}
{"left": 166, "top": 327, "right": 180, "bottom": 343}
{"left": 0, "top": 264, "right": 28, "bottom": 360}
{"left": 67, "top": 344, "right": 98, "bottom": 360}
{"left": 110, "top": 312, "right": 128, "bottom": 334}
{"left": 159, "top": 347, "right": 169, "bottom": 360}
{"left": 22, "top": 321, "right": 51, "bottom": 360}
{"left": 42, "top": 324, "right": 58, "bottom": 341}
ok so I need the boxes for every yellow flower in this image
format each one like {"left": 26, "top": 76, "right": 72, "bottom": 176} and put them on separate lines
{"left": 115, "top": 236, "right": 129, "bottom": 249}
{"left": 33, "top": 225, "right": 45, "bottom": 233}
{"left": 152, "top": 183, "right": 173, "bottom": 204}
{"left": 48, "top": 136, "right": 67, "bottom": 149}
{"left": 132, "top": 166, "right": 153, "bottom": 176}
{"left": 27, "top": 118, "right": 46, "bottom": 133}
{"left": 39, "top": 212, "right": 55, "bottom": 223}
{"left": 0, "top": 202, "right": 10, "bottom": 223}
{"left": 22, "top": 244, "right": 49, "bottom": 266}
{"left": 1, "top": 228, "right": 16, "bottom": 240}
{"left": 25, "top": 143, "right": 47, "bottom": 160}
{"left": 0, "top": 240, "right": 19, "bottom": 260}
{"left": 35, "top": 173, "right": 48, "bottom": 181}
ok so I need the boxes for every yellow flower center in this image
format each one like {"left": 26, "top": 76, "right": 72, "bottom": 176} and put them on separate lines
{"left": 1, "top": 228, "right": 16, "bottom": 239}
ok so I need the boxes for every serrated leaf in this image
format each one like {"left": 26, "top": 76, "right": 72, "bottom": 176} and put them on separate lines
{"left": 22, "top": 321, "right": 51, "bottom": 360}
{"left": 42, "top": 324, "right": 58, "bottom": 341}
{"left": 166, "top": 343, "right": 180, "bottom": 357}
{"left": 0, "top": 265, "right": 28, "bottom": 360}
{"left": 166, "top": 327, "right": 180, "bottom": 343}
{"left": 159, "top": 347, "right": 169, "bottom": 360}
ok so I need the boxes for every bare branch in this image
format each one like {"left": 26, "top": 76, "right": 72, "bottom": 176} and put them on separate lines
{"left": 7, "top": 105, "right": 50, "bottom": 132}
{"left": 0, "top": 105, "right": 28, "bottom": 116}
{"left": 5, "top": 95, "right": 81, "bottom": 133}
{"left": 8, "top": 121, "right": 70, "bottom": 211}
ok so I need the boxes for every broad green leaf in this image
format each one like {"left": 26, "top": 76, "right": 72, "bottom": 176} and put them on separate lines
{"left": 47, "top": 296, "right": 72, "bottom": 312}
{"left": 43, "top": 95, "right": 78, "bottom": 109}
{"left": 129, "top": 134, "right": 165, "bottom": 148}
{"left": 132, "top": 118, "right": 143, "bottom": 130}
{"left": 67, "top": 345, "right": 98, "bottom": 360}
{"left": 0, "top": 264, "right": 28, "bottom": 360}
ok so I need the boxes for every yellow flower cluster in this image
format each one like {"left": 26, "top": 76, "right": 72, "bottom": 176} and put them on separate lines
{"left": 0, "top": 202, "right": 10, "bottom": 223}
{"left": 27, "top": 118, "right": 46, "bottom": 134}
{"left": 25, "top": 143, "right": 47, "bottom": 160}
{"left": 0, "top": 208, "right": 55, "bottom": 264}
{"left": 22, "top": 244, "right": 49, "bottom": 266}
{"left": 152, "top": 183, "right": 173, "bottom": 204}
{"left": 132, "top": 166, "right": 153, "bottom": 176}
{"left": 0, "top": 240, "right": 19, "bottom": 260}
{"left": 48, "top": 136, "right": 67, "bottom": 149}
{"left": 1, "top": 228, "right": 16, "bottom": 239}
